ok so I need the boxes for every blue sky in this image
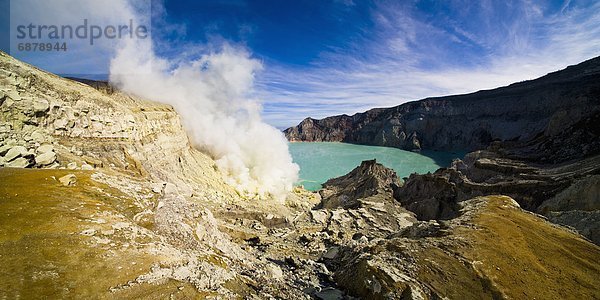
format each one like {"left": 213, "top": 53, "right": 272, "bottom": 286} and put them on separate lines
{"left": 4, "top": 0, "right": 600, "bottom": 128}
{"left": 155, "top": 0, "right": 600, "bottom": 128}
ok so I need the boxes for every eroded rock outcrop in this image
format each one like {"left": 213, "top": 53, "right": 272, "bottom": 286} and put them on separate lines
{"left": 319, "top": 159, "right": 402, "bottom": 209}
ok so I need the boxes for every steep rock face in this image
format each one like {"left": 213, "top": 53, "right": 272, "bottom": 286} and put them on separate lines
{"left": 537, "top": 175, "right": 600, "bottom": 244}
{"left": 394, "top": 170, "right": 462, "bottom": 220}
{"left": 497, "top": 111, "right": 600, "bottom": 163}
{"left": 285, "top": 56, "right": 600, "bottom": 153}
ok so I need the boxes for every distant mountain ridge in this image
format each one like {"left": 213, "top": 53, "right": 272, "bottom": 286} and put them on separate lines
{"left": 284, "top": 56, "right": 600, "bottom": 154}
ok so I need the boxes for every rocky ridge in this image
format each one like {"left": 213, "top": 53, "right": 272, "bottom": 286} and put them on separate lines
{"left": 284, "top": 56, "right": 600, "bottom": 156}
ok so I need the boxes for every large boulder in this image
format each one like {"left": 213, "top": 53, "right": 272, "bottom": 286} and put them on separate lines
{"left": 36, "top": 144, "right": 54, "bottom": 154}
{"left": 3, "top": 145, "right": 28, "bottom": 162}
{"left": 33, "top": 99, "right": 50, "bottom": 115}
{"left": 5, "top": 157, "right": 32, "bottom": 168}
{"left": 58, "top": 174, "right": 77, "bottom": 186}
{"left": 0, "top": 144, "right": 12, "bottom": 156}
{"left": 35, "top": 151, "right": 56, "bottom": 166}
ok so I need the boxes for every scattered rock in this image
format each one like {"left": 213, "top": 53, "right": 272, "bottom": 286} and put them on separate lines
{"left": 315, "top": 287, "right": 344, "bottom": 300}
{"left": 35, "top": 151, "right": 56, "bottom": 166}
{"left": 322, "top": 247, "right": 339, "bottom": 260}
{"left": 0, "top": 124, "right": 10, "bottom": 134}
{"left": 0, "top": 144, "right": 12, "bottom": 156}
{"left": 5, "top": 89, "right": 21, "bottom": 101}
{"left": 81, "top": 164, "right": 94, "bottom": 170}
{"left": 5, "top": 157, "right": 31, "bottom": 168}
{"left": 266, "top": 264, "right": 284, "bottom": 280}
{"left": 36, "top": 144, "right": 54, "bottom": 154}
{"left": 67, "top": 162, "right": 78, "bottom": 170}
{"left": 30, "top": 131, "right": 45, "bottom": 143}
{"left": 3, "top": 145, "right": 28, "bottom": 161}
{"left": 3, "top": 139, "right": 17, "bottom": 147}
{"left": 58, "top": 174, "right": 77, "bottom": 186}
{"left": 310, "top": 210, "right": 328, "bottom": 224}
{"left": 33, "top": 99, "right": 50, "bottom": 115}
{"left": 80, "top": 229, "right": 97, "bottom": 236}
{"left": 53, "top": 118, "right": 69, "bottom": 130}
{"left": 152, "top": 183, "right": 165, "bottom": 193}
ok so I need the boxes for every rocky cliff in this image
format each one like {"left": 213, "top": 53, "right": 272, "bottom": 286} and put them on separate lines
{"left": 284, "top": 56, "right": 600, "bottom": 154}
{"left": 1, "top": 51, "right": 599, "bottom": 299}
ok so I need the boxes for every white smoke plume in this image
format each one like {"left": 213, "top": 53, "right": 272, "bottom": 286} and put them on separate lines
{"left": 109, "top": 5, "right": 299, "bottom": 200}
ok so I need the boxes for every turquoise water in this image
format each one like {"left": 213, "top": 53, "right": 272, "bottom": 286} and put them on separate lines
{"left": 289, "top": 142, "right": 464, "bottom": 191}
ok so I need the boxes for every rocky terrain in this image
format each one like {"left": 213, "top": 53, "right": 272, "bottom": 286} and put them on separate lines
{"left": 285, "top": 56, "right": 600, "bottom": 247}
{"left": 1, "top": 51, "right": 599, "bottom": 299}
{"left": 284, "top": 56, "right": 600, "bottom": 155}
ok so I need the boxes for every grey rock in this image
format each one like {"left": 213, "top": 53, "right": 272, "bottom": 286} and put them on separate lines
{"left": 0, "top": 144, "right": 11, "bottom": 156}
{"left": 3, "top": 139, "right": 18, "bottom": 147}
{"left": 5, "top": 89, "right": 20, "bottom": 101}
{"left": 321, "top": 247, "right": 339, "bottom": 260}
{"left": 58, "top": 174, "right": 77, "bottom": 186}
{"left": 35, "top": 151, "right": 56, "bottom": 166}
{"left": 538, "top": 175, "right": 600, "bottom": 213}
{"left": 152, "top": 183, "right": 165, "bottom": 193}
{"left": 3, "top": 145, "right": 28, "bottom": 161}
{"left": 394, "top": 170, "right": 461, "bottom": 221}
{"left": 319, "top": 159, "right": 402, "bottom": 209}
{"left": 53, "top": 118, "right": 69, "bottom": 130}
{"left": 81, "top": 164, "right": 94, "bottom": 170}
{"left": 33, "top": 99, "right": 50, "bottom": 114}
{"left": 545, "top": 210, "right": 600, "bottom": 245}
{"left": 36, "top": 144, "right": 54, "bottom": 154}
{"left": 310, "top": 210, "right": 328, "bottom": 224}
{"left": 2, "top": 97, "right": 14, "bottom": 108}
{"left": 315, "top": 287, "right": 344, "bottom": 300}
{"left": 30, "top": 131, "right": 46, "bottom": 143}
{"left": 80, "top": 229, "right": 97, "bottom": 236}
{"left": 0, "top": 124, "right": 10, "bottom": 134}
{"left": 5, "top": 157, "right": 32, "bottom": 168}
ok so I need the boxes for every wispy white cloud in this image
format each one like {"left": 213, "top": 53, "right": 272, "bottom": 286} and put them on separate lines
{"left": 258, "top": 0, "right": 600, "bottom": 128}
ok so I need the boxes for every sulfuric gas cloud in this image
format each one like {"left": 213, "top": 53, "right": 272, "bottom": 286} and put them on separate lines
{"left": 109, "top": 5, "right": 298, "bottom": 200}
